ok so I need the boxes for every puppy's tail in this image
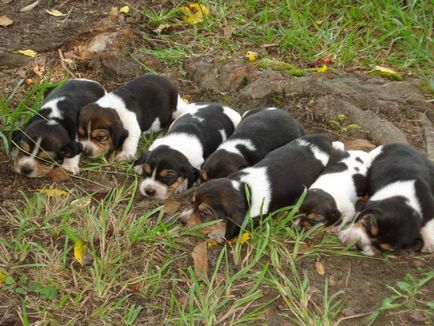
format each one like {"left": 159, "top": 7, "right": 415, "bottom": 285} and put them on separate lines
{"left": 173, "top": 95, "right": 191, "bottom": 119}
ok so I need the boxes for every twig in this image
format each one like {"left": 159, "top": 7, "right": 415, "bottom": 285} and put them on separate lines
{"left": 58, "top": 49, "right": 76, "bottom": 78}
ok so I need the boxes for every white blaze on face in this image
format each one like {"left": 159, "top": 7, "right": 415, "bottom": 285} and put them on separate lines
{"left": 139, "top": 168, "right": 169, "bottom": 200}
{"left": 80, "top": 121, "right": 100, "bottom": 157}
{"left": 14, "top": 137, "right": 42, "bottom": 177}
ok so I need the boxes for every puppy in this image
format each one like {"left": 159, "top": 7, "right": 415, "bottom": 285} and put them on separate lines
{"left": 179, "top": 134, "right": 338, "bottom": 242}
{"left": 78, "top": 74, "right": 178, "bottom": 161}
{"left": 298, "top": 149, "right": 371, "bottom": 229}
{"left": 134, "top": 103, "right": 241, "bottom": 200}
{"left": 339, "top": 143, "right": 434, "bottom": 256}
{"left": 11, "top": 79, "right": 106, "bottom": 177}
{"left": 200, "top": 107, "right": 305, "bottom": 181}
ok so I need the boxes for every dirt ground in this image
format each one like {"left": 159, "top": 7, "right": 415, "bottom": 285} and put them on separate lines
{"left": 1, "top": 1, "right": 433, "bottom": 325}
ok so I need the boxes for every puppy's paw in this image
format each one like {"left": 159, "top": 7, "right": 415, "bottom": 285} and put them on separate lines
{"left": 421, "top": 242, "right": 434, "bottom": 253}
{"left": 332, "top": 141, "right": 345, "bottom": 151}
{"left": 62, "top": 164, "right": 80, "bottom": 175}
{"left": 208, "top": 229, "right": 226, "bottom": 243}
{"left": 134, "top": 164, "right": 143, "bottom": 175}
{"left": 116, "top": 151, "right": 135, "bottom": 161}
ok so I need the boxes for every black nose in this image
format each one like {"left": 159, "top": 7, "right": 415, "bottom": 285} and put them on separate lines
{"left": 20, "top": 166, "right": 33, "bottom": 175}
{"left": 83, "top": 149, "right": 91, "bottom": 157}
{"left": 145, "top": 188, "right": 156, "bottom": 196}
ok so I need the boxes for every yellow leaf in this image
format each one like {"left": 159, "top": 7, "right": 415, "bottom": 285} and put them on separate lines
{"left": 207, "top": 239, "right": 218, "bottom": 247}
{"left": 374, "top": 65, "right": 396, "bottom": 74}
{"left": 245, "top": 51, "right": 258, "bottom": 62}
{"left": 0, "top": 270, "right": 6, "bottom": 286}
{"left": 239, "top": 231, "right": 251, "bottom": 244}
{"left": 18, "top": 49, "right": 38, "bottom": 57}
{"left": 20, "top": 0, "right": 39, "bottom": 12}
{"left": 74, "top": 239, "right": 86, "bottom": 265}
{"left": 317, "top": 64, "right": 328, "bottom": 73}
{"left": 315, "top": 261, "right": 325, "bottom": 275}
{"left": 119, "top": 6, "right": 129, "bottom": 14}
{"left": 70, "top": 197, "right": 91, "bottom": 209}
{"left": 46, "top": 9, "right": 67, "bottom": 17}
{"left": 370, "top": 65, "right": 403, "bottom": 81}
{"left": 180, "top": 3, "right": 209, "bottom": 24}
{"left": 37, "top": 188, "right": 69, "bottom": 197}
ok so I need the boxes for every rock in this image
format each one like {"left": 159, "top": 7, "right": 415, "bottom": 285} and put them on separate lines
{"left": 421, "top": 113, "right": 434, "bottom": 161}
{"left": 0, "top": 52, "right": 29, "bottom": 67}
{"left": 91, "top": 54, "right": 142, "bottom": 77}
{"left": 87, "top": 28, "right": 135, "bottom": 54}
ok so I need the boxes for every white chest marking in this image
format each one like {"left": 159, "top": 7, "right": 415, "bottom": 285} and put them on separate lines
{"left": 296, "top": 139, "right": 330, "bottom": 166}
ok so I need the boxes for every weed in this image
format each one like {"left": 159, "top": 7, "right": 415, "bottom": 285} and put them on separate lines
{"left": 329, "top": 113, "right": 362, "bottom": 134}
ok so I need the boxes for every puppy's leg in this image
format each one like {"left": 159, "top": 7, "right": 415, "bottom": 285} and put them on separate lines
{"left": 420, "top": 219, "right": 434, "bottom": 253}
{"left": 62, "top": 153, "right": 81, "bottom": 175}
{"left": 116, "top": 126, "right": 141, "bottom": 161}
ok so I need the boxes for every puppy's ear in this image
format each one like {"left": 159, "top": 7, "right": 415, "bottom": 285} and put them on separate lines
{"left": 181, "top": 165, "right": 200, "bottom": 188}
{"left": 224, "top": 193, "right": 248, "bottom": 240}
{"left": 355, "top": 197, "right": 369, "bottom": 212}
{"left": 11, "top": 130, "right": 24, "bottom": 145}
{"left": 133, "top": 151, "right": 150, "bottom": 175}
{"left": 111, "top": 123, "right": 129, "bottom": 150}
{"left": 61, "top": 141, "right": 83, "bottom": 158}
{"left": 326, "top": 209, "right": 342, "bottom": 225}
{"left": 359, "top": 213, "right": 379, "bottom": 237}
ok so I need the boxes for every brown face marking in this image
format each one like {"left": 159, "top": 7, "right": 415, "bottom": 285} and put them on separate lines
{"left": 159, "top": 169, "right": 176, "bottom": 178}
{"left": 143, "top": 164, "right": 152, "bottom": 175}
{"left": 300, "top": 212, "right": 324, "bottom": 229}
{"left": 167, "top": 176, "right": 186, "bottom": 195}
{"left": 379, "top": 243, "right": 393, "bottom": 250}
{"left": 200, "top": 170, "right": 208, "bottom": 182}
{"left": 20, "top": 142, "right": 30, "bottom": 153}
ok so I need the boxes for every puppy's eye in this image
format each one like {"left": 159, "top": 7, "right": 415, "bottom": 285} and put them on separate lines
{"left": 161, "top": 176, "right": 175, "bottom": 184}
{"left": 41, "top": 160, "right": 52, "bottom": 166}
{"left": 199, "top": 210, "right": 211, "bottom": 220}
{"left": 95, "top": 135, "right": 107, "bottom": 142}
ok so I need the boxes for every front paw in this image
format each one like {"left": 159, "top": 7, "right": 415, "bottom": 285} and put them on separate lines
{"left": 62, "top": 164, "right": 80, "bottom": 175}
{"left": 421, "top": 242, "right": 434, "bottom": 253}
{"left": 116, "top": 151, "right": 135, "bottom": 161}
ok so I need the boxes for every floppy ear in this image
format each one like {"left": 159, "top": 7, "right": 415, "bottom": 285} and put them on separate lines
{"left": 181, "top": 165, "right": 200, "bottom": 188}
{"left": 359, "top": 213, "right": 379, "bottom": 237}
{"left": 11, "top": 130, "right": 24, "bottom": 145}
{"left": 61, "top": 141, "right": 83, "bottom": 158}
{"left": 224, "top": 193, "right": 248, "bottom": 240}
{"left": 326, "top": 209, "right": 342, "bottom": 226}
{"left": 355, "top": 197, "right": 369, "bottom": 212}
{"left": 133, "top": 151, "right": 150, "bottom": 175}
{"left": 111, "top": 127, "right": 128, "bottom": 150}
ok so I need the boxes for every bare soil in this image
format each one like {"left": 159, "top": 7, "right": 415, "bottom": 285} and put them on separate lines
{"left": 1, "top": 1, "right": 433, "bottom": 325}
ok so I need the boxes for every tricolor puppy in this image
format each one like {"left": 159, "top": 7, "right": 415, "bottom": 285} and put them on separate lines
{"left": 134, "top": 103, "right": 241, "bottom": 200}
{"left": 200, "top": 107, "right": 305, "bottom": 181}
{"left": 298, "top": 149, "right": 371, "bottom": 229}
{"left": 339, "top": 143, "right": 434, "bottom": 256}
{"left": 78, "top": 74, "right": 178, "bottom": 161}
{"left": 11, "top": 79, "right": 106, "bottom": 177}
{"left": 179, "top": 134, "right": 338, "bottom": 242}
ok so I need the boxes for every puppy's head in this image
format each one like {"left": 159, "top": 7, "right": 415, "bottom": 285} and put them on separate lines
{"left": 339, "top": 198, "right": 422, "bottom": 256}
{"left": 78, "top": 104, "right": 128, "bottom": 158}
{"left": 136, "top": 145, "right": 199, "bottom": 200}
{"left": 298, "top": 189, "right": 341, "bottom": 228}
{"left": 11, "top": 121, "right": 82, "bottom": 178}
{"left": 178, "top": 178, "right": 248, "bottom": 242}
{"left": 200, "top": 150, "right": 248, "bottom": 182}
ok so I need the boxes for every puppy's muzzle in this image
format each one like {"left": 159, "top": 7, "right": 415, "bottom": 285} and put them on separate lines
{"left": 20, "top": 165, "right": 33, "bottom": 176}
{"left": 144, "top": 187, "right": 156, "bottom": 197}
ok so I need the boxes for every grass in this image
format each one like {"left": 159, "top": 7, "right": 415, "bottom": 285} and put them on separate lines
{"left": 1, "top": 1, "right": 433, "bottom": 324}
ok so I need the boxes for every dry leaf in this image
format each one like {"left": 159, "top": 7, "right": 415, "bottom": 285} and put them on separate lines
{"left": 127, "top": 283, "right": 141, "bottom": 293}
{"left": 37, "top": 188, "right": 69, "bottom": 197}
{"left": 20, "top": 0, "right": 39, "bottom": 12}
{"left": 315, "top": 261, "right": 325, "bottom": 276}
{"left": 18, "top": 49, "right": 38, "bottom": 57}
{"left": 119, "top": 6, "right": 129, "bottom": 14}
{"left": 207, "top": 239, "right": 219, "bottom": 247}
{"left": 344, "top": 139, "right": 376, "bottom": 152}
{"left": 154, "top": 23, "right": 171, "bottom": 34}
{"left": 371, "top": 65, "right": 403, "bottom": 81}
{"left": 70, "top": 197, "right": 92, "bottom": 209}
{"left": 25, "top": 78, "right": 34, "bottom": 86}
{"left": 191, "top": 242, "right": 208, "bottom": 280}
{"left": 180, "top": 3, "right": 209, "bottom": 24}
{"left": 245, "top": 51, "right": 258, "bottom": 62}
{"left": 317, "top": 64, "right": 328, "bottom": 73}
{"left": 46, "top": 9, "right": 67, "bottom": 17}
{"left": 32, "top": 65, "right": 45, "bottom": 77}
{"left": 48, "top": 167, "right": 70, "bottom": 181}
{"left": 0, "top": 270, "right": 6, "bottom": 286}
{"left": 0, "top": 15, "right": 13, "bottom": 27}
{"left": 74, "top": 239, "right": 86, "bottom": 265}
{"left": 164, "top": 199, "right": 181, "bottom": 215}
{"left": 323, "top": 57, "right": 333, "bottom": 64}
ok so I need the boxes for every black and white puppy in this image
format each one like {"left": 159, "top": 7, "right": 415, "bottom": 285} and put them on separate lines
{"left": 11, "top": 79, "right": 106, "bottom": 177}
{"left": 134, "top": 103, "right": 241, "bottom": 200}
{"left": 339, "top": 143, "right": 434, "bottom": 255}
{"left": 200, "top": 107, "right": 305, "bottom": 181}
{"left": 179, "top": 134, "right": 339, "bottom": 242}
{"left": 298, "top": 149, "right": 371, "bottom": 229}
{"left": 78, "top": 74, "right": 179, "bottom": 161}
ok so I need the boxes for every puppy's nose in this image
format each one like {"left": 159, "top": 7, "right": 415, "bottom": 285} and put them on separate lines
{"left": 83, "top": 149, "right": 92, "bottom": 157}
{"left": 145, "top": 187, "right": 156, "bottom": 196}
{"left": 20, "top": 166, "right": 33, "bottom": 175}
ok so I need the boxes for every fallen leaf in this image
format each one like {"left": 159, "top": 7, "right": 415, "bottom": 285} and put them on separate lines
{"left": 207, "top": 239, "right": 219, "bottom": 247}
{"left": 315, "top": 261, "right": 325, "bottom": 275}
{"left": 127, "top": 283, "right": 141, "bottom": 293}
{"left": 164, "top": 199, "right": 181, "bottom": 215}
{"left": 74, "top": 239, "right": 86, "bottom": 266}
{"left": 154, "top": 23, "right": 171, "bottom": 34}
{"left": 48, "top": 167, "right": 70, "bottom": 181}
{"left": 191, "top": 242, "right": 208, "bottom": 280}
{"left": 317, "top": 64, "right": 328, "bottom": 73}
{"left": 344, "top": 139, "right": 376, "bottom": 152}
{"left": 110, "top": 7, "right": 119, "bottom": 17}
{"left": 245, "top": 51, "right": 258, "bottom": 62}
{"left": 0, "top": 15, "right": 13, "bottom": 27}
{"left": 18, "top": 49, "right": 38, "bottom": 57}
{"left": 323, "top": 57, "right": 333, "bottom": 64}
{"left": 70, "top": 197, "right": 92, "bottom": 209}
{"left": 45, "top": 9, "right": 67, "bottom": 17}
{"left": 37, "top": 188, "right": 69, "bottom": 197}
{"left": 370, "top": 65, "right": 403, "bottom": 81}
{"left": 119, "top": 5, "right": 129, "bottom": 14}
{"left": 0, "top": 270, "right": 6, "bottom": 286}
{"left": 180, "top": 3, "right": 209, "bottom": 25}
{"left": 20, "top": 0, "right": 39, "bottom": 12}
{"left": 32, "top": 65, "right": 45, "bottom": 76}
{"left": 25, "top": 78, "right": 34, "bottom": 86}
